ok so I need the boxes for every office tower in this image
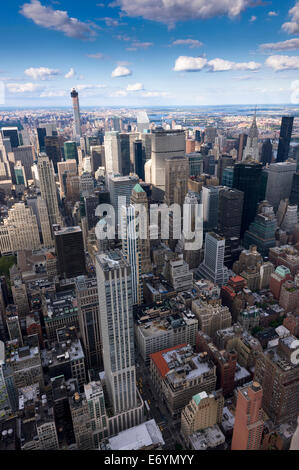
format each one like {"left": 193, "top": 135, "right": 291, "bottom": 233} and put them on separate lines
{"left": 221, "top": 166, "right": 234, "bottom": 187}
{"left": 11, "top": 279, "right": 29, "bottom": 319}
{"left": 37, "top": 154, "right": 61, "bottom": 228}
{"left": 57, "top": 159, "right": 77, "bottom": 197}
{"left": 181, "top": 391, "right": 224, "bottom": 441}
{"left": 1, "top": 127, "right": 19, "bottom": 148}
{"left": 203, "top": 154, "right": 216, "bottom": 176}
{"left": 69, "top": 392, "right": 93, "bottom": 450}
{"left": 205, "top": 127, "right": 217, "bottom": 145}
{"left": 76, "top": 276, "right": 102, "bottom": 370}
{"left": 9, "top": 145, "right": 34, "bottom": 180}
{"left": 149, "top": 129, "right": 186, "bottom": 190}
{"left": 254, "top": 336, "right": 299, "bottom": 424}
{"left": 137, "top": 111, "right": 150, "bottom": 133}
{"left": 231, "top": 382, "right": 264, "bottom": 450}
{"left": 6, "top": 307, "right": 22, "bottom": 344}
{"left": 261, "top": 139, "right": 273, "bottom": 165}
{"left": 133, "top": 140, "right": 145, "bottom": 180}
{"left": 188, "top": 153, "right": 203, "bottom": 177}
{"left": 277, "top": 116, "right": 294, "bottom": 163}
{"left": 280, "top": 203, "right": 298, "bottom": 233}
{"left": 233, "top": 161, "right": 263, "bottom": 237}
{"left": 120, "top": 133, "right": 131, "bottom": 176}
{"left": 163, "top": 252, "right": 193, "bottom": 292}
{"left": 84, "top": 381, "right": 108, "bottom": 448}
{"left": 84, "top": 195, "right": 100, "bottom": 230}
{"left": 176, "top": 191, "right": 202, "bottom": 269}
{"left": 243, "top": 202, "right": 277, "bottom": 257}
{"left": 54, "top": 226, "right": 86, "bottom": 279}
{"left": 130, "top": 184, "right": 151, "bottom": 273}
{"left": 217, "top": 155, "right": 234, "bottom": 183}
{"left": 265, "top": 162, "right": 296, "bottom": 210}
{"left": 37, "top": 197, "right": 53, "bottom": 247}
{"left": 90, "top": 145, "right": 104, "bottom": 173}
{"left": 141, "top": 132, "right": 152, "bottom": 162}
{"left": 108, "top": 174, "right": 139, "bottom": 226}
{"left": 37, "top": 127, "right": 47, "bottom": 153}
{"left": 121, "top": 205, "right": 143, "bottom": 305}
{"left": 14, "top": 162, "right": 27, "bottom": 187}
{"left": 164, "top": 156, "right": 189, "bottom": 207}
{"left": 0, "top": 203, "right": 41, "bottom": 254}
{"left": 95, "top": 251, "right": 143, "bottom": 430}
{"left": 197, "top": 232, "right": 229, "bottom": 286}
{"left": 186, "top": 139, "right": 196, "bottom": 154}
{"left": 242, "top": 113, "right": 259, "bottom": 162}
{"left": 290, "top": 173, "right": 299, "bottom": 206}
{"left": 64, "top": 141, "right": 78, "bottom": 163}
{"left": 238, "top": 133, "right": 248, "bottom": 161}
{"left": 71, "top": 88, "right": 82, "bottom": 140}
{"left": 104, "top": 132, "right": 121, "bottom": 174}
{"left": 44, "top": 135, "right": 62, "bottom": 173}
{"left": 79, "top": 172, "right": 94, "bottom": 196}
{"left": 202, "top": 186, "right": 220, "bottom": 232}
{"left": 218, "top": 188, "right": 244, "bottom": 239}
{"left": 112, "top": 116, "right": 121, "bottom": 132}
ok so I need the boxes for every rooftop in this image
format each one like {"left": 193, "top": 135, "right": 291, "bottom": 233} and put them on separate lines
{"left": 103, "top": 419, "right": 164, "bottom": 450}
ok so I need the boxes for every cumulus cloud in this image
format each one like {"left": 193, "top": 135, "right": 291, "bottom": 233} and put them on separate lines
{"left": 6, "top": 82, "right": 40, "bottom": 93}
{"left": 282, "top": 2, "right": 299, "bottom": 34}
{"left": 65, "top": 68, "right": 75, "bottom": 79}
{"left": 76, "top": 84, "right": 106, "bottom": 91}
{"left": 130, "top": 41, "right": 153, "bottom": 49}
{"left": 249, "top": 15, "right": 257, "bottom": 22}
{"left": 173, "top": 56, "right": 207, "bottom": 72}
{"left": 20, "top": 0, "right": 96, "bottom": 40}
{"left": 111, "top": 0, "right": 252, "bottom": 26}
{"left": 268, "top": 11, "right": 278, "bottom": 17}
{"left": 260, "top": 38, "right": 299, "bottom": 51}
{"left": 24, "top": 67, "right": 60, "bottom": 80}
{"left": 110, "top": 89, "right": 128, "bottom": 97}
{"left": 40, "top": 89, "right": 67, "bottom": 97}
{"left": 172, "top": 39, "right": 203, "bottom": 48}
{"left": 111, "top": 65, "right": 132, "bottom": 77}
{"left": 265, "top": 55, "right": 299, "bottom": 71}
{"left": 174, "top": 56, "right": 261, "bottom": 72}
{"left": 126, "top": 82, "right": 144, "bottom": 91}
{"left": 141, "top": 90, "right": 169, "bottom": 97}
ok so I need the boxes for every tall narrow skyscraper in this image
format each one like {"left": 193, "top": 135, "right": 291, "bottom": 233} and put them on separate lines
{"left": 37, "top": 154, "right": 61, "bottom": 229}
{"left": 277, "top": 116, "right": 294, "bottom": 163}
{"left": 71, "top": 88, "right": 82, "bottom": 141}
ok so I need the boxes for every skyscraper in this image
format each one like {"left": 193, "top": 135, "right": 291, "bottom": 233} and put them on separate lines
{"left": 233, "top": 161, "right": 263, "bottom": 237}
{"left": 237, "top": 133, "right": 248, "bottom": 161}
{"left": 95, "top": 250, "right": 143, "bottom": 430}
{"left": 71, "top": 88, "right": 82, "bottom": 141}
{"left": 277, "top": 116, "right": 294, "bottom": 163}
{"left": 202, "top": 186, "right": 220, "bottom": 232}
{"left": 218, "top": 187, "right": 244, "bottom": 239}
{"left": 197, "top": 232, "right": 229, "bottom": 286}
{"left": 265, "top": 162, "right": 296, "bottom": 211}
{"left": 261, "top": 139, "right": 273, "bottom": 165}
{"left": 242, "top": 112, "right": 259, "bottom": 162}
{"left": 37, "top": 154, "right": 61, "bottom": 228}
{"left": 104, "top": 132, "right": 121, "bottom": 175}
{"left": 64, "top": 141, "right": 78, "bottom": 163}
{"left": 164, "top": 156, "right": 189, "bottom": 207}
{"left": 231, "top": 382, "right": 264, "bottom": 450}
{"left": 54, "top": 226, "right": 86, "bottom": 279}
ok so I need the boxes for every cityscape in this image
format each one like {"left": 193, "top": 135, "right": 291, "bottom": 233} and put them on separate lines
{"left": 0, "top": 0, "right": 299, "bottom": 458}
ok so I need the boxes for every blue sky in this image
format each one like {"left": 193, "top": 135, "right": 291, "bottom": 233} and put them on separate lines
{"left": 1, "top": 0, "right": 299, "bottom": 106}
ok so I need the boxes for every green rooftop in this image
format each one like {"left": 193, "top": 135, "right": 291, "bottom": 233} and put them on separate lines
{"left": 133, "top": 183, "right": 145, "bottom": 193}
{"left": 275, "top": 265, "right": 291, "bottom": 278}
{"left": 193, "top": 391, "right": 208, "bottom": 406}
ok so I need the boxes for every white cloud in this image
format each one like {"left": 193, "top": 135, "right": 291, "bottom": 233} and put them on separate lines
{"left": 112, "top": 0, "right": 251, "bottom": 26}
{"left": 268, "top": 11, "right": 278, "bottom": 17}
{"left": 265, "top": 55, "right": 299, "bottom": 71}
{"left": 174, "top": 56, "right": 261, "bottom": 72}
{"left": 141, "top": 91, "right": 169, "bottom": 97}
{"left": 110, "top": 90, "right": 128, "bottom": 97}
{"left": 249, "top": 15, "right": 257, "bottom": 22}
{"left": 173, "top": 56, "right": 207, "bottom": 72}
{"left": 40, "top": 89, "right": 67, "bottom": 97}
{"left": 24, "top": 67, "right": 60, "bottom": 80}
{"left": 20, "top": 0, "right": 96, "bottom": 40}
{"left": 6, "top": 82, "right": 40, "bottom": 93}
{"left": 126, "top": 82, "right": 144, "bottom": 91}
{"left": 130, "top": 41, "right": 153, "bottom": 49}
{"left": 111, "top": 65, "right": 132, "bottom": 77}
{"left": 260, "top": 38, "right": 299, "bottom": 51}
{"left": 87, "top": 53, "right": 104, "bottom": 59}
{"left": 282, "top": 2, "right": 299, "bottom": 34}
{"left": 172, "top": 39, "right": 203, "bottom": 48}
{"left": 76, "top": 84, "right": 106, "bottom": 91}
{"left": 65, "top": 68, "right": 75, "bottom": 79}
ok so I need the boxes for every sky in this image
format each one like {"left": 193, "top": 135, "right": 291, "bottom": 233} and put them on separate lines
{"left": 1, "top": 0, "right": 299, "bottom": 107}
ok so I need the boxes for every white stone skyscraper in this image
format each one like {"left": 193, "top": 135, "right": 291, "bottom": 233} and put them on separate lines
{"left": 95, "top": 250, "right": 143, "bottom": 431}
{"left": 242, "top": 111, "right": 259, "bottom": 162}
{"left": 71, "top": 88, "right": 82, "bottom": 141}
{"left": 104, "top": 131, "right": 121, "bottom": 174}
{"left": 197, "top": 232, "right": 229, "bottom": 286}
{"left": 37, "top": 154, "right": 61, "bottom": 229}
{"left": 37, "top": 197, "right": 53, "bottom": 248}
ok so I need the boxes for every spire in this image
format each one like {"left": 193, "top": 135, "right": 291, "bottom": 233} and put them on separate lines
{"left": 249, "top": 107, "right": 258, "bottom": 139}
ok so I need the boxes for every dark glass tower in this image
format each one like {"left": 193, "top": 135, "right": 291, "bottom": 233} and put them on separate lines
{"left": 261, "top": 139, "right": 273, "bottom": 165}
{"left": 134, "top": 140, "right": 145, "bottom": 181}
{"left": 277, "top": 116, "right": 294, "bottom": 163}
{"left": 233, "top": 162, "right": 263, "bottom": 238}
{"left": 54, "top": 226, "right": 86, "bottom": 279}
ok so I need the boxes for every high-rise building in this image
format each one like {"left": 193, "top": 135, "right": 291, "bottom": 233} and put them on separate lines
{"left": 136, "top": 111, "right": 150, "bottom": 133}
{"left": 9, "top": 145, "right": 34, "bottom": 181}
{"left": 44, "top": 135, "right": 62, "bottom": 173}
{"left": 202, "top": 186, "right": 221, "bottom": 232}
{"left": 54, "top": 226, "right": 86, "bottom": 279}
{"left": 237, "top": 133, "right": 248, "bottom": 161}
{"left": 108, "top": 174, "right": 139, "bottom": 226}
{"left": 64, "top": 141, "right": 78, "bottom": 163}
{"left": 261, "top": 139, "right": 273, "bottom": 165}
{"left": 37, "top": 154, "right": 61, "bottom": 228}
{"left": 76, "top": 276, "right": 102, "bottom": 370}
{"left": 243, "top": 201, "right": 277, "bottom": 257}
{"left": 57, "top": 159, "right": 77, "bottom": 197}
{"left": 218, "top": 187, "right": 244, "bottom": 239}
{"left": 233, "top": 161, "right": 263, "bottom": 237}
{"left": 130, "top": 183, "right": 151, "bottom": 274}
{"left": 37, "top": 197, "right": 53, "bottom": 248}
{"left": 217, "top": 155, "right": 234, "bottom": 183}
{"left": 104, "top": 132, "right": 121, "bottom": 174}
{"left": 254, "top": 336, "right": 299, "bottom": 424}
{"left": 164, "top": 156, "right": 189, "bottom": 207}
{"left": 71, "top": 88, "right": 82, "bottom": 140}
{"left": 95, "top": 250, "right": 143, "bottom": 431}
{"left": 242, "top": 113, "right": 259, "bottom": 162}
{"left": 265, "top": 162, "right": 296, "bottom": 211}
{"left": 290, "top": 173, "right": 299, "bottom": 206}
{"left": 277, "top": 116, "right": 294, "bottom": 163}
{"left": 231, "top": 382, "right": 264, "bottom": 450}
{"left": 120, "top": 133, "right": 131, "bottom": 176}
{"left": 133, "top": 140, "right": 145, "bottom": 181}
{"left": 197, "top": 232, "right": 229, "bottom": 286}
